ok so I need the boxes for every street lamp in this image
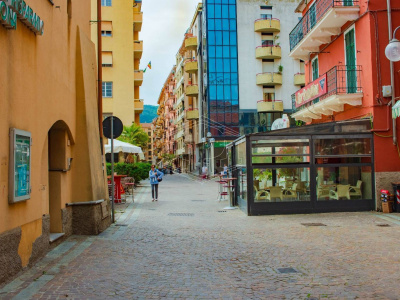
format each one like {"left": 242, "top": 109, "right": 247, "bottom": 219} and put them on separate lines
{"left": 385, "top": 26, "right": 400, "bottom": 62}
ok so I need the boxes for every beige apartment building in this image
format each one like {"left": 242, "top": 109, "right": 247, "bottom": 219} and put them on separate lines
{"left": 141, "top": 123, "right": 155, "bottom": 164}
{"left": 91, "top": 0, "right": 144, "bottom": 126}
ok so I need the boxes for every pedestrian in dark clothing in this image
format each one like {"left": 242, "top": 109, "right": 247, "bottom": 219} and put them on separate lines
{"left": 149, "top": 165, "right": 163, "bottom": 202}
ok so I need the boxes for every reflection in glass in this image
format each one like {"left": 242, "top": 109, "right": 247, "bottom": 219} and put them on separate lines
{"left": 253, "top": 168, "right": 310, "bottom": 202}
{"left": 315, "top": 138, "right": 371, "bottom": 156}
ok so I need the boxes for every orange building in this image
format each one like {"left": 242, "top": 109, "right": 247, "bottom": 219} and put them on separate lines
{"left": 289, "top": 0, "right": 400, "bottom": 209}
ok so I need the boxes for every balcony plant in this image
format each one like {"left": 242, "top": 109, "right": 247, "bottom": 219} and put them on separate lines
{"left": 278, "top": 65, "right": 283, "bottom": 74}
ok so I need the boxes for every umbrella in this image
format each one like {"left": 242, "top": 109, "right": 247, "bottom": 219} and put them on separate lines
{"left": 105, "top": 139, "right": 145, "bottom": 160}
{"left": 393, "top": 101, "right": 400, "bottom": 119}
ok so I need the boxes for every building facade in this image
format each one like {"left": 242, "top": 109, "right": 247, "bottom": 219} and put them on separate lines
{"left": 140, "top": 123, "right": 155, "bottom": 164}
{"left": 0, "top": 0, "right": 109, "bottom": 284}
{"left": 91, "top": 0, "right": 144, "bottom": 126}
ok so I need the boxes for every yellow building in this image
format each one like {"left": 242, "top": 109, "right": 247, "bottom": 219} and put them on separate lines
{"left": 91, "top": 0, "right": 144, "bottom": 126}
{"left": 0, "top": 0, "right": 109, "bottom": 284}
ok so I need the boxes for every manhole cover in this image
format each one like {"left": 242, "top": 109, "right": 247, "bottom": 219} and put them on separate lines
{"left": 218, "top": 211, "right": 227, "bottom": 213}
{"left": 115, "top": 224, "right": 128, "bottom": 227}
{"left": 301, "top": 223, "right": 326, "bottom": 227}
{"left": 168, "top": 213, "right": 194, "bottom": 217}
{"left": 377, "top": 224, "right": 390, "bottom": 227}
{"left": 277, "top": 268, "right": 298, "bottom": 274}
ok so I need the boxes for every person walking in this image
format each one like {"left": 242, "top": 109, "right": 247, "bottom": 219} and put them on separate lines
{"left": 149, "top": 165, "right": 163, "bottom": 202}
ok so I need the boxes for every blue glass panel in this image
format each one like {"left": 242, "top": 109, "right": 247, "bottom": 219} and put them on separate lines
{"left": 223, "top": 46, "right": 230, "bottom": 57}
{"left": 216, "top": 31, "right": 222, "bottom": 45}
{"left": 229, "top": 5, "right": 236, "bottom": 18}
{"left": 215, "top": 19, "right": 222, "bottom": 30}
{"left": 230, "top": 19, "right": 236, "bottom": 30}
{"left": 222, "top": 5, "right": 229, "bottom": 18}
{"left": 232, "top": 85, "right": 238, "bottom": 100}
{"left": 209, "top": 46, "right": 216, "bottom": 58}
{"left": 216, "top": 46, "right": 223, "bottom": 57}
{"left": 209, "top": 31, "right": 215, "bottom": 45}
{"left": 230, "top": 32, "right": 237, "bottom": 45}
{"left": 208, "top": 19, "right": 215, "bottom": 30}
{"left": 208, "top": 5, "right": 214, "bottom": 18}
{"left": 222, "top": 19, "right": 229, "bottom": 30}
{"left": 216, "top": 58, "right": 223, "bottom": 71}
{"left": 222, "top": 0, "right": 229, "bottom": 4}
{"left": 231, "top": 73, "right": 238, "bottom": 84}
{"left": 223, "top": 58, "right": 230, "bottom": 72}
{"left": 228, "top": 0, "right": 235, "bottom": 3}
{"left": 223, "top": 31, "right": 230, "bottom": 45}
{"left": 208, "top": 0, "right": 215, "bottom": 3}
{"left": 224, "top": 85, "right": 231, "bottom": 100}
{"left": 224, "top": 73, "right": 230, "bottom": 84}
{"left": 215, "top": 0, "right": 222, "bottom": 3}
{"left": 209, "top": 59, "right": 216, "bottom": 72}
{"left": 217, "top": 85, "right": 224, "bottom": 100}
{"left": 230, "top": 46, "right": 237, "bottom": 57}
{"left": 209, "top": 73, "right": 216, "bottom": 84}
{"left": 216, "top": 73, "right": 224, "bottom": 84}
{"left": 210, "top": 85, "right": 217, "bottom": 100}
{"left": 215, "top": 5, "right": 222, "bottom": 18}
{"left": 231, "top": 59, "right": 238, "bottom": 72}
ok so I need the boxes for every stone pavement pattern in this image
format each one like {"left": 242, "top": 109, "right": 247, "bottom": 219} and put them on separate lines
{"left": 1, "top": 174, "right": 400, "bottom": 299}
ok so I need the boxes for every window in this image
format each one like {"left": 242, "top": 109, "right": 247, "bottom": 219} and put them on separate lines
{"left": 102, "top": 51, "right": 113, "bottom": 67}
{"left": 260, "top": 14, "right": 272, "bottom": 20}
{"left": 260, "top": 6, "right": 272, "bottom": 10}
{"left": 101, "top": 31, "right": 112, "bottom": 37}
{"left": 312, "top": 57, "right": 319, "bottom": 81}
{"left": 262, "top": 40, "right": 274, "bottom": 47}
{"left": 101, "top": 0, "right": 111, "bottom": 6}
{"left": 102, "top": 82, "right": 113, "bottom": 98}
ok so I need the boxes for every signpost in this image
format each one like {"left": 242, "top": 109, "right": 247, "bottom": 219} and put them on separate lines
{"left": 102, "top": 116, "right": 123, "bottom": 223}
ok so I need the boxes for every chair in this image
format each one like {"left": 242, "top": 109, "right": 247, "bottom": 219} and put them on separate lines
{"left": 284, "top": 183, "right": 297, "bottom": 200}
{"left": 317, "top": 186, "right": 330, "bottom": 199}
{"left": 329, "top": 184, "right": 350, "bottom": 200}
{"left": 349, "top": 180, "right": 362, "bottom": 198}
{"left": 267, "top": 186, "right": 283, "bottom": 202}
{"left": 254, "top": 185, "right": 268, "bottom": 202}
{"left": 121, "top": 177, "right": 135, "bottom": 197}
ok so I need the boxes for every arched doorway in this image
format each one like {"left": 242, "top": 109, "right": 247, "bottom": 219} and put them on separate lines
{"left": 48, "top": 121, "right": 73, "bottom": 240}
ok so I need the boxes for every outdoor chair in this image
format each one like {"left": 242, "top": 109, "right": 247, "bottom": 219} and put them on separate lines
{"left": 317, "top": 186, "right": 330, "bottom": 199}
{"left": 283, "top": 183, "right": 297, "bottom": 200}
{"left": 254, "top": 185, "right": 268, "bottom": 202}
{"left": 267, "top": 186, "right": 283, "bottom": 202}
{"left": 329, "top": 184, "right": 351, "bottom": 200}
{"left": 349, "top": 180, "right": 362, "bottom": 198}
{"left": 121, "top": 177, "right": 135, "bottom": 202}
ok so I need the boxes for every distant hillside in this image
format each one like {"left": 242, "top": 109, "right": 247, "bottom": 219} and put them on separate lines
{"left": 140, "top": 105, "right": 159, "bottom": 123}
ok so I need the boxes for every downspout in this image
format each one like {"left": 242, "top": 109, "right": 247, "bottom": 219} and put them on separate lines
{"left": 387, "top": 0, "right": 397, "bottom": 144}
{"left": 97, "top": 0, "right": 103, "bottom": 139}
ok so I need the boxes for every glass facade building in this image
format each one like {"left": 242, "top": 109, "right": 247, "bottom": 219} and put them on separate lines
{"left": 205, "top": 0, "right": 239, "bottom": 137}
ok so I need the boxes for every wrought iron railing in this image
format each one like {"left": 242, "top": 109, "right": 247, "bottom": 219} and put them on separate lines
{"left": 289, "top": 0, "right": 359, "bottom": 51}
{"left": 292, "top": 65, "right": 362, "bottom": 113}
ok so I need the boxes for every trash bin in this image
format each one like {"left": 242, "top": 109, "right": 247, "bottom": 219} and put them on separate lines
{"left": 392, "top": 182, "right": 400, "bottom": 212}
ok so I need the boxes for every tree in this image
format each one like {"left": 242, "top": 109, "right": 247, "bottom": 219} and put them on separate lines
{"left": 118, "top": 123, "right": 149, "bottom": 149}
{"left": 161, "top": 153, "right": 176, "bottom": 166}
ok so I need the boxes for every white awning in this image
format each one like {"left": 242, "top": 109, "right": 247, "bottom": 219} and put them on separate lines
{"left": 105, "top": 139, "right": 144, "bottom": 157}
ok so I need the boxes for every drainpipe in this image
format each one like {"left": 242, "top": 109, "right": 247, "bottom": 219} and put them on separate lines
{"left": 97, "top": 0, "right": 103, "bottom": 138}
{"left": 387, "top": 0, "right": 397, "bottom": 145}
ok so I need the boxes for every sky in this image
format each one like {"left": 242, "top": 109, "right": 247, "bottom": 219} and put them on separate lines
{"left": 140, "top": 0, "right": 201, "bottom": 106}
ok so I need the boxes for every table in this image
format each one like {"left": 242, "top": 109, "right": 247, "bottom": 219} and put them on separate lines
{"left": 223, "top": 178, "right": 237, "bottom": 210}
{"left": 107, "top": 175, "right": 127, "bottom": 203}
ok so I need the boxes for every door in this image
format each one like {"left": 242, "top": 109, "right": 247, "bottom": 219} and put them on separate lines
{"left": 343, "top": 0, "right": 353, "bottom": 7}
{"left": 312, "top": 57, "right": 319, "bottom": 81}
{"left": 345, "top": 28, "right": 357, "bottom": 93}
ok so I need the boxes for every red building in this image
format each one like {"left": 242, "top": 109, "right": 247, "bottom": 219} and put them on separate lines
{"left": 288, "top": 0, "right": 400, "bottom": 209}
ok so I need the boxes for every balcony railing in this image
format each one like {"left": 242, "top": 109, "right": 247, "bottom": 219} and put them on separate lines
{"left": 257, "top": 100, "right": 284, "bottom": 112}
{"left": 255, "top": 45, "right": 281, "bottom": 59}
{"left": 290, "top": 0, "right": 359, "bottom": 51}
{"left": 292, "top": 65, "right": 362, "bottom": 113}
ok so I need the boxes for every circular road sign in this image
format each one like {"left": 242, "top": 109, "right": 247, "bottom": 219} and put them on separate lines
{"left": 102, "top": 116, "right": 123, "bottom": 139}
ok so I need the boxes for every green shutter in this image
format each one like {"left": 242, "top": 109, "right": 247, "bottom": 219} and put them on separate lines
{"left": 310, "top": 5, "right": 316, "bottom": 29}
{"left": 312, "top": 58, "right": 319, "bottom": 81}
{"left": 345, "top": 29, "right": 357, "bottom": 93}
{"left": 343, "top": 0, "right": 353, "bottom": 7}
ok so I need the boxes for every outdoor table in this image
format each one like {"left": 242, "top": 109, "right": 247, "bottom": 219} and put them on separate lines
{"left": 223, "top": 178, "right": 237, "bottom": 210}
{"left": 216, "top": 179, "right": 228, "bottom": 201}
{"left": 107, "top": 175, "right": 127, "bottom": 203}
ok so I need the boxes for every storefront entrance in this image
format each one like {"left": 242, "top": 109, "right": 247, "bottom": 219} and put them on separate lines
{"left": 228, "top": 120, "right": 375, "bottom": 215}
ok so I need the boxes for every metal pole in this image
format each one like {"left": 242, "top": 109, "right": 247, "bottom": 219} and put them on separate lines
{"left": 387, "top": 0, "right": 397, "bottom": 145}
{"left": 111, "top": 117, "right": 115, "bottom": 223}
{"left": 97, "top": 0, "right": 103, "bottom": 138}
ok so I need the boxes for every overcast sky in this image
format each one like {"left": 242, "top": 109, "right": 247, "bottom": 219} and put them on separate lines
{"left": 140, "top": 0, "right": 201, "bottom": 106}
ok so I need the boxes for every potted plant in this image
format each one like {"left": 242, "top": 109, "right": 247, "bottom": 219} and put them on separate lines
{"left": 278, "top": 64, "right": 283, "bottom": 74}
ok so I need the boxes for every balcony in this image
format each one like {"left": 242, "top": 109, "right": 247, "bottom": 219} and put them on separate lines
{"left": 289, "top": 0, "right": 360, "bottom": 60}
{"left": 134, "top": 70, "right": 143, "bottom": 86}
{"left": 186, "top": 109, "right": 199, "bottom": 120}
{"left": 257, "top": 100, "right": 283, "bottom": 113}
{"left": 134, "top": 99, "right": 144, "bottom": 113}
{"left": 291, "top": 65, "right": 363, "bottom": 122}
{"left": 256, "top": 72, "right": 282, "bottom": 86}
{"left": 254, "top": 18, "right": 280, "bottom": 33}
{"left": 184, "top": 60, "right": 198, "bottom": 73}
{"left": 133, "top": 12, "right": 143, "bottom": 32}
{"left": 173, "top": 94, "right": 184, "bottom": 110}
{"left": 134, "top": 40, "right": 143, "bottom": 60}
{"left": 294, "top": 73, "right": 305, "bottom": 86}
{"left": 255, "top": 46, "right": 281, "bottom": 59}
{"left": 185, "top": 85, "right": 199, "bottom": 96}
{"left": 185, "top": 36, "right": 198, "bottom": 51}
{"left": 175, "top": 129, "right": 185, "bottom": 140}
{"left": 176, "top": 147, "right": 187, "bottom": 155}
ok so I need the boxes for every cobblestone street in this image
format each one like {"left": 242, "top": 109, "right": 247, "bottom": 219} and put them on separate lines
{"left": 1, "top": 174, "right": 400, "bottom": 299}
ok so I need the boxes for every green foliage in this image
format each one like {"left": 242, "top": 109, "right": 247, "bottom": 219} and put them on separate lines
{"left": 278, "top": 64, "right": 283, "bottom": 73}
{"left": 118, "top": 123, "right": 148, "bottom": 149}
{"left": 161, "top": 153, "right": 176, "bottom": 165}
{"left": 253, "top": 169, "right": 272, "bottom": 181}
{"left": 106, "top": 162, "right": 151, "bottom": 183}
{"left": 140, "top": 105, "right": 159, "bottom": 123}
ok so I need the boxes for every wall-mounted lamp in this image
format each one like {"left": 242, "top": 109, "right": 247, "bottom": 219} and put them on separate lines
{"left": 385, "top": 26, "right": 400, "bottom": 62}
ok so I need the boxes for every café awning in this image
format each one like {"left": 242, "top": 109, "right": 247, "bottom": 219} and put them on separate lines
{"left": 105, "top": 139, "right": 145, "bottom": 160}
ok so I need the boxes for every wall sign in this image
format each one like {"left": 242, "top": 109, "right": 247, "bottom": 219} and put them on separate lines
{"left": 295, "top": 74, "right": 327, "bottom": 108}
{"left": 9, "top": 128, "right": 32, "bottom": 203}
{"left": 271, "top": 114, "right": 290, "bottom": 131}
{"left": 0, "top": 0, "right": 44, "bottom": 35}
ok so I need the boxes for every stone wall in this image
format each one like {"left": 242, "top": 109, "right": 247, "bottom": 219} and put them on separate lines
{"left": 29, "top": 215, "right": 50, "bottom": 268}
{"left": 375, "top": 171, "right": 400, "bottom": 211}
{"left": 72, "top": 202, "right": 111, "bottom": 235}
{"left": 0, "top": 228, "right": 22, "bottom": 284}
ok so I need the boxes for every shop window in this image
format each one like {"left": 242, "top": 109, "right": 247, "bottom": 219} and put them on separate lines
{"left": 9, "top": 129, "right": 31, "bottom": 203}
